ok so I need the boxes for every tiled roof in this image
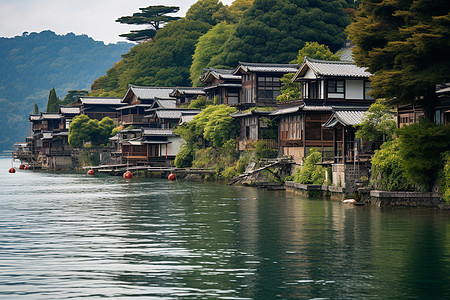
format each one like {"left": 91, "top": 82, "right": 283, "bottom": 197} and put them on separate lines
{"left": 169, "top": 87, "right": 206, "bottom": 97}
{"left": 143, "top": 129, "right": 176, "bottom": 136}
{"left": 79, "top": 97, "right": 123, "bottom": 105}
{"left": 180, "top": 114, "right": 196, "bottom": 125}
{"left": 295, "top": 57, "right": 371, "bottom": 80}
{"left": 155, "top": 99, "right": 177, "bottom": 109}
{"left": 129, "top": 85, "right": 176, "bottom": 100}
{"left": 234, "top": 62, "right": 299, "bottom": 75}
{"left": 60, "top": 106, "right": 81, "bottom": 114}
{"left": 201, "top": 68, "right": 241, "bottom": 82}
{"left": 203, "top": 83, "right": 241, "bottom": 90}
{"left": 323, "top": 109, "right": 369, "bottom": 128}
{"left": 116, "top": 104, "right": 154, "bottom": 110}
{"left": 41, "top": 113, "right": 63, "bottom": 120}
{"left": 29, "top": 115, "right": 41, "bottom": 121}
{"left": 270, "top": 105, "right": 304, "bottom": 116}
{"left": 230, "top": 109, "right": 274, "bottom": 118}
{"left": 155, "top": 109, "right": 200, "bottom": 119}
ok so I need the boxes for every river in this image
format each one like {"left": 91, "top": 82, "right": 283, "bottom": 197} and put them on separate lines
{"left": 1, "top": 157, "right": 450, "bottom": 299}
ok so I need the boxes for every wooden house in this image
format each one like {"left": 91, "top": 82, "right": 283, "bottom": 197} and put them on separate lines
{"left": 169, "top": 87, "right": 205, "bottom": 107}
{"left": 200, "top": 68, "right": 241, "bottom": 105}
{"left": 233, "top": 62, "right": 299, "bottom": 108}
{"left": 78, "top": 97, "right": 124, "bottom": 123}
{"left": 59, "top": 106, "right": 81, "bottom": 130}
{"left": 145, "top": 106, "right": 201, "bottom": 129}
{"left": 396, "top": 83, "right": 450, "bottom": 127}
{"left": 118, "top": 85, "right": 176, "bottom": 127}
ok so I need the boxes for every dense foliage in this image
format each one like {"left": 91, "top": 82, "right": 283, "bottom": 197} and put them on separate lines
{"left": 0, "top": 30, "right": 131, "bottom": 151}
{"left": 348, "top": 0, "right": 450, "bottom": 120}
{"left": 441, "top": 152, "right": 450, "bottom": 203}
{"left": 293, "top": 148, "right": 325, "bottom": 184}
{"left": 370, "top": 139, "right": 414, "bottom": 191}
{"left": 355, "top": 100, "right": 396, "bottom": 142}
{"left": 46, "top": 88, "right": 59, "bottom": 113}
{"left": 90, "top": 19, "right": 211, "bottom": 96}
{"left": 68, "top": 115, "right": 115, "bottom": 148}
{"left": 396, "top": 121, "right": 450, "bottom": 191}
{"left": 185, "top": 0, "right": 224, "bottom": 25}
{"left": 208, "top": 0, "right": 350, "bottom": 67}
{"left": 116, "top": 5, "right": 180, "bottom": 42}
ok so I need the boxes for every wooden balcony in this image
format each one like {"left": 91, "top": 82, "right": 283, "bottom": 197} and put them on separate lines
{"left": 120, "top": 115, "right": 148, "bottom": 125}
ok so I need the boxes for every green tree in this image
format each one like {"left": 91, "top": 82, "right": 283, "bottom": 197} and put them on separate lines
{"left": 62, "top": 90, "right": 88, "bottom": 105}
{"left": 46, "top": 88, "right": 59, "bottom": 113}
{"left": 209, "top": 0, "right": 350, "bottom": 67}
{"left": 190, "top": 22, "right": 236, "bottom": 86}
{"left": 212, "top": 0, "right": 255, "bottom": 24}
{"left": 355, "top": 100, "right": 396, "bottom": 142}
{"left": 347, "top": 0, "right": 450, "bottom": 120}
{"left": 116, "top": 5, "right": 180, "bottom": 42}
{"left": 69, "top": 115, "right": 115, "bottom": 148}
{"left": 277, "top": 42, "right": 340, "bottom": 102}
{"left": 91, "top": 19, "right": 212, "bottom": 96}
{"left": 185, "top": 0, "right": 224, "bottom": 25}
{"left": 33, "top": 103, "right": 39, "bottom": 115}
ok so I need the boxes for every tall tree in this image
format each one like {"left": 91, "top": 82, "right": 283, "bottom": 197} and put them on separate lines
{"left": 46, "top": 88, "right": 59, "bottom": 113}
{"left": 347, "top": 0, "right": 450, "bottom": 120}
{"left": 209, "top": 0, "right": 350, "bottom": 67}
{"left": 116, "top": 5, "right": 180, "bottom": 42}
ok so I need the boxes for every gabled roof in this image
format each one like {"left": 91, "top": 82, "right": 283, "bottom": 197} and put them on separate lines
{"left": 200, "top": 68, "right": 241, "bottom": 83}
{"left": 180, "top": 114, "right": 196, "bottom": 125}
{"left": 152, "top": 109, "right": 201, "bottom": 120}
{"left": 322, "top": 108, "right": 369, "bottom": 128}
{"left": 293, "top": 57, "right": 371, "bottom": 81}
{"left": 40, "top": 113, "right": 63, "bottom": 120}
{"left": 203, "top": 83, "right": 241, "bottom": 91}
{"left": 233, "top": 62, "right": 299, "bottom": 75}
{"left": 123, "top": 85, "right": 176, "bottom": 103}
{"left": 151, "top": 99, "right": 177, "bottom": 109}
{"left": 169, "top": 87, "right": 206, "bottom": 97}
{"left": 79, "top": 97, "right": 124, "bottom": 105}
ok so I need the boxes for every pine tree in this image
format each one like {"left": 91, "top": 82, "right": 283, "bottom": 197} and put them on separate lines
{"left": 347, "top": 0, "right": 450, "bottom": 120}
{"left": 33, "top": 103, "right": 39, "bottom": 115}
{"left": 46, "top": 88, "right": 59, "bottom": 113}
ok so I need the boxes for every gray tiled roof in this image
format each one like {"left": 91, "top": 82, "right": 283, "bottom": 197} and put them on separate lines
{"left": 155, "top": 109, "right": 201, "bottom": 119}
{"left": 180, "top": 114, "right": 196, "bottom": 125}
{"left": 41, "top": 113, "right": 63, "bottom": 120}
{"left": 234, "top": 62, "right": 299, "bottom": 74}
{"left": 29, "top": 115, "right": 41, "bottom": 121}
{"left": 169, "top": 87, "right": 206, "bottom": 97}
{"left": 202, "top": 68, "right": 242, "bottom": 81}
{"left": 203, "top": 83, "right": 242, "bottom": 90}
{"left": 143, "top": 129, "right": 176, "bottom": 136}
{"left": 155, "top": 99, "right": 177, "bottom": 109}
{"left": 129, "top": 85, "right": 176, "bottom": 100}
{"left": 302, "top": 57, "right": 371, "bottom": 78}
{"left": 79, "top": 97, "right": 123, "bottom": 105}
{"left": 323, "top": 109, "right": 368, "bottom": 128}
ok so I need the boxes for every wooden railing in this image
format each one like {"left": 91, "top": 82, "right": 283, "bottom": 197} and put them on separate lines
{"left": 120, "top": 115, "right": 147, "bottom": 125}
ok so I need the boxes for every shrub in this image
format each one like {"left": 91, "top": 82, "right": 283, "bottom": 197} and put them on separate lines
{"left": 294, "top": 148, "right": 325, "bottom": 184}
{"left": 174, "top": 144, "right": 195, "bottom": 168}
{"left": 440, "top": 152, "right": 450, "bottom": 203}
{"left": 371, "top": 139, "right": 414, "bottom": 191}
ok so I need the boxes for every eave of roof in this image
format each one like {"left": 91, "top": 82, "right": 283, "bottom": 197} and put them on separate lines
{"left": 233, "top": 62, "right": 299, "bottom": 75}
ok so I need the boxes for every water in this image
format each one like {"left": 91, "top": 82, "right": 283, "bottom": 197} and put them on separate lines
{"left": 1, "top": 158, "right": 450, "bottom": 299}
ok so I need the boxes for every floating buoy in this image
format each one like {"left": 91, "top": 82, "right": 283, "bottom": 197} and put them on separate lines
{"left": 168, "top": 173, "right": 176, "bottom": 181}
{"left": 19, "top": 164, "right": 25, "bottom": 170}
{"left": 87, "top": 169, "right": 95, "bottom": 176}
{"left": 123, "top": 170, "right": 133, "bottom": 179}
{"left": 8, "top": 168, "right": 15, "bottom": 173}
{"left": 24, "top": 165, "right": 30, "bottom": 170}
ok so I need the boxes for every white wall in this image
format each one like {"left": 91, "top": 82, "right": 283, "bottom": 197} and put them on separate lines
{"left": 303, "top": 68, "right": 316, "bottom": 79}
{"left": 345, "top": 80, "right": 364, "bottom": 100}
{"left": 167, "top": 136, "right": 184, "bottom": 156}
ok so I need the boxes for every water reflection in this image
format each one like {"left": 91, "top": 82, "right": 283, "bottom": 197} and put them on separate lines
{"left": 1, "top": 158, "right": 450, "bottom": 299}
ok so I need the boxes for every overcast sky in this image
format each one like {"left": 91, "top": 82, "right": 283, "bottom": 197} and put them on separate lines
{"left": 0, "top": 0, "right": 235, "bottom": 44}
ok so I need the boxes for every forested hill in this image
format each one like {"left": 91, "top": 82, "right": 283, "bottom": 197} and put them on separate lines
{"left": 0, "top": 30, "right": 132, "bottom": 151}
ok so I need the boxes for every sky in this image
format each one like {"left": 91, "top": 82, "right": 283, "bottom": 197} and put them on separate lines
{"left": 0, "top": 0, "right": 235, "bottom": 44}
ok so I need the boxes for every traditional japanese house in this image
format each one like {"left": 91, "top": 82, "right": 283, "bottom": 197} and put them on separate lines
{"left": 145, "top": 107, "right": 201, "bottom": 129}
{"left": 118, "top": 85, "right": 176, "bottom": 127}
{"left": 169, "top": 87, "right": 205, "bottom": 107}
{"left": 59, "top": 106, "right": 81, "bottom": 130}
{"left": 273, "top": 57, "right": 374, "bottom": 162}
{"left": 233, "top": 62, "right": 299, "bottom": 108}
{"left": 118, "top": 128, "right": 183, "bottom": 166}
{"left": 200, "top": 68, "right": 241, "bottom": 105}
{"left": 397, "top": 83, "right": 450, "bottom": 127}
{"left": 78, "top": 97, "right": 124, "bottom": 123}
{"left": 230, "top": 109, "right": 277, "bottom": 151}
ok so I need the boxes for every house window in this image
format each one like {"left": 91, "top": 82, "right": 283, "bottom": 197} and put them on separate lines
{"left": 257, "top": 76, "right": 281, "bottom": 100}
{"left": 328, "top": 80, "right": 344, "bottom": 93}
{"left": 364, "top": 81, "right": 373, "bottom": 100}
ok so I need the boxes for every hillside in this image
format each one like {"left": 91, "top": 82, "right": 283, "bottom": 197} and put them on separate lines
{"left": 0, "top": 30, "right": 132, "bottom": 151}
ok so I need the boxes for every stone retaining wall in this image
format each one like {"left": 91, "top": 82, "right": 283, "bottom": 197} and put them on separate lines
{"left": 368, "top": 190, "right": 448, "bottom": 208}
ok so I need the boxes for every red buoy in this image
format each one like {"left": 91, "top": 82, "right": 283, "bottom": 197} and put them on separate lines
{"left": 168, "top": 173, "right": 176, "bottom": 181}
{"left": 19, "top": 164, "right": 25, "bottom": 170}
{"left": 87, "top": 169, "right": 95, "bottom": 175}
{"left": 24, "top": 165, "right": 30, "bottom": 170}
{"left": 123, "top": 170, "right": 133, "bottom": 179}
{"left": 8, "top": 168, "right": 15, "bottom": 173}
